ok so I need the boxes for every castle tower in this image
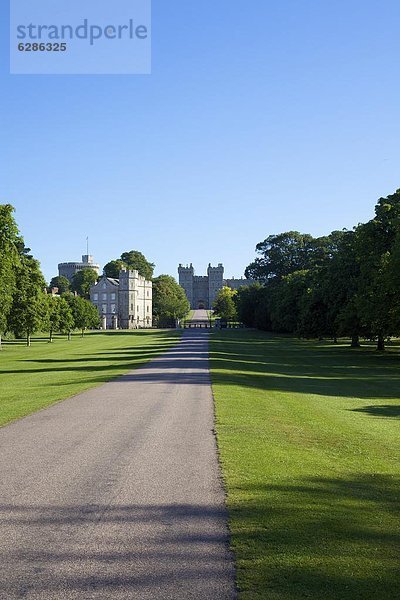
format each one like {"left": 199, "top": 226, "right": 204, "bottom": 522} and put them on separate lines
{"left": 118, "top": 269, "right": 153, "bottom": 329}
{"left": 58, "top": 254, "right": 100, "bottom": 282}
{"left": 118, "top": 269, "right": 136, "bottom": 329}
{"left": 208, "top": 263, "right": 224, "bottom": 308}
{"left": 178, "top": 263, "right": 194, "bottom": 308}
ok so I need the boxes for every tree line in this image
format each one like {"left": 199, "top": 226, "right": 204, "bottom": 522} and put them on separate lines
{"left": 213, "top": 188, "right": 400, "bottom": 351}
{"left": 0, "top": 206, "right": 190, "bottom": 347}
{"left": 0, "top": 205, "right": 99, "bottom": 347}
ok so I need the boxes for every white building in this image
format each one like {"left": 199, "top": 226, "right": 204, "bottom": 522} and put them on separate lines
{"left": 90, "top": 270, "right": 152, "bottom": 330}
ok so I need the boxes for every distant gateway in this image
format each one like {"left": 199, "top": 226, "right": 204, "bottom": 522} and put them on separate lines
{"left": 178, "top": 263, "right": 255, "bottom": 310}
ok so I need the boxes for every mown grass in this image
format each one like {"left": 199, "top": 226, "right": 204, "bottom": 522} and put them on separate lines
{"left": 210, "top": 330, "right": 400, "bottom": 600}
{"left": 0, "top": 330, "right": 181, "bottom": 427}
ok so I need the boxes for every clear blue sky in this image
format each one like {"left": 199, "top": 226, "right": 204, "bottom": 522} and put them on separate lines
{"left": 1, "top": 0, "right": 399, "bottom": 282}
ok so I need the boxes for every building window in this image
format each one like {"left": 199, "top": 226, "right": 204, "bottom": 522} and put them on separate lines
{"left": 147, "top": 291, "right": 149, "bottom": 297}
{"left": 131, "top": 304, "right": 134, "bottom": 311}
{"left": 111, "top": 293, "right": 116, "bottom": 301}
{"left": 111, "top": 304, "right": 116, "bottom": 314}
{"left": 102, "top": 293, "right": 107, "bottom": 301}
{"left": 93, "top": 293, "right": 98, "bottom": 301}
{"left": 137, "top": 306, "right": 139, "bottom": 313}
{"left": 102, "top": 283, "right": 107, "bottom": 289}
{"left": 147, "top": 305, "right": 149, "bottom": 313}
{"left": 102, "top": 304, "right": 107, "bottom": 313}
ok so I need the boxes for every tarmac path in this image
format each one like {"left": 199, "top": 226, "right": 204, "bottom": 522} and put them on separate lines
{"left": 0, "top": 331, "right": 236, "bottom": 599}
{"left": 190, "top": 310, "right": 209, "bottom": 321}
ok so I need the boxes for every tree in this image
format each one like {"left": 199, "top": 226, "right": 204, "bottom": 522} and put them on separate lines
{"left": 104, "top": 251, "right": 155, "bottom": 280}
{"left": 43, "top": 295, "right": 74, "bottom": 342}
{"left": 353, "top": 189, "right": 400, "bottom": 350}
{"left": 53, "top": 296, "right": 75, "bottom": 340}
{"left": 49, "top": 275, "right": 70, "bottom": 294}
{"left": 245, "top": 231, "right": 324, "bottom": 281}
{"left": 385, "top": 231, "right": 400, "bottom": 336}
{"left": 245, "top": 231, "right": 331, "bottom": 281}
{"left": 43, "top": 295, "right": 60, "bottom": 343}
{"left": 269, "top": 270, "right": 311, "bottom": 333}
{"left": 121, "top": 251, "right": 155, "bottom": 280}
{"left": 235, "top": 284, "right": 263, "bottom": 327}
{"left": 213, "top": 287, "right": 238, "bottom": 321}
{"left": 71, "top": 268, "right": 98, "bottom": 299}
{"left": 103, "top": 260, "right": 126, "bottom": 279}
{"left": 152, "top": 275, "right": 190, "bottom": 327}
{"left": 9, "top": 253, "right": 47, "bottom": 346}
{"left": 64, "top": 294, "right": 99, "bottom": 337}
{"left": 0, "top": 205, "right": 20, "bottom": 349}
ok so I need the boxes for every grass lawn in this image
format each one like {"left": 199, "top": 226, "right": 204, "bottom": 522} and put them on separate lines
{"left": 0, "top": 330, "right": 181, "bottom": 427}
{"left": 210, "top": 330, "right": 400, "bottom": 600}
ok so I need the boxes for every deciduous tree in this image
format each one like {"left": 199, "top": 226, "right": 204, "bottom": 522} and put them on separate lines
{"left": 64, "top": 294, "right": 99, "bottom": 337}
{"left": 104, "top": 251, "right": 155, "bottom": 281}
{"left": 213, "top": 287, "right": 238, "bottom": 322}
{"left": 49, "top": 275, "right": 70, "bottom": 294}
{"left": 153, "top": 275, "right": 190, "bottom": 327}
{"left": 9, "top": 252, "right": 47, "bottom": 346}
{"left": 71, "top": 268, "right": 98, "bottom": 299}
{"left": 0, "top": 205, "right": 20, "bottom": 349}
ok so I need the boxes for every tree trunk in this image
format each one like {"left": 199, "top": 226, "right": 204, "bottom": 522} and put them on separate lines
{"left": 49, "top": 329, "right": 53, "bottom": 343}
{"left": 351, "top": 335, "right": 360, "bottom": 348}
{"left": 81, "top": 329, "right": 85, "bottom": 338}
{"left": 68, "top": 331, "right": 71, "bottom": 341}
{"left": 377, "top": 334, "right": 385, "bottom": 351}
{"left": 0, "top": 333, "right": 2, "bottom": 351}
{"left": 333, "top": 336, "right": 338, "bottom": 344}
{"left": 27, "top": 334, "right": 31, "bottom": 347}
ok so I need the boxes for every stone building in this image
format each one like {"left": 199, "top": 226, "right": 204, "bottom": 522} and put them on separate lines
{"left": 90, "top": 269, "right": 152, "bottom": 330}
{"left": 58, "top": 255, "right": 100, "bottom": 282}
{"left": 178, "top": 263, "right": 255, "bottom": 309}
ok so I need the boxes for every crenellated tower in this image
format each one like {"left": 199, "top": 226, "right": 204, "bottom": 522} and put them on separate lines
{"left": 178, "top": 263, "right": 194, "bottom": 308}
{"left": 207, "top": 263, "right": 224, "bottom": 308}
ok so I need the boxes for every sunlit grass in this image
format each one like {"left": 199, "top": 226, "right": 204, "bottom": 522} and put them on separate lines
{"left": 210, "top": 330, "right": 400, "bottom": 599}
{"left": 0, "top": 330, "right": 181, "bottom": 427}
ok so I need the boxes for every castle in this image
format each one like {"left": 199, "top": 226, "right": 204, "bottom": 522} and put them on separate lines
{"left": 178, "top": 263, "right": 255, "bottom": 310}
{"left": 58, "top": 254, "right": 100, "bottom": 282}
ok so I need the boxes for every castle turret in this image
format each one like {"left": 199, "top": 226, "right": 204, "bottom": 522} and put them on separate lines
{"left": 58, "top": 254, "right": 100, "bottom": 282}
{"left": 208, "top": 263, "right": 224, "bottom": 308}
{"left": 118, "top": 270, "right": 152, "bottom": 329}
{"left": 178, "top": 264, "right": 194, "bottom": 308}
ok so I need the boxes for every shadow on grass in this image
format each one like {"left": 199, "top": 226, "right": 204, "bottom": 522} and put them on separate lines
{"left": 2, "top": 330, "right": 180, "bottom": 346}
{"left": 0, "top": 333, "right": 211, "bottom": 388}
{"left": 229, "top": 474, "right": 399, "bottom": 599}
{"left": 350, "top": 405, "right": 400, "bottom": 418}
{"left": 210, "top": 331, "right": 400, "bottom": 400}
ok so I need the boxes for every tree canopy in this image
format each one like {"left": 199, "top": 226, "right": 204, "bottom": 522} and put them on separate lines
{"left": 8, "top": 251, "right": 47, "bottom": 346}
{"left": 64, "top": 293, "right": 99, "bottom": 336}
{"left": 0, "top": 205, "right": 20, "bottom": 347}
{"left": 0, "top": 204, "right": 100, "bottom": 345}
{"left": 71, "top": 268, "right": 98, "bottom": 299}
{"left": 49, "top": 275, "right": 71, "bottom": 294}
{"left": 213, "top": 287, "right": 237, "bottom": 321}
{"left": 104, "top": 250, "right": 155, "bottom": 281}
{"left": 152, "top": 275, "right": 190, "bottom": 327}
{"left": 239, "top": 189, "right": 400, "bottom": 350}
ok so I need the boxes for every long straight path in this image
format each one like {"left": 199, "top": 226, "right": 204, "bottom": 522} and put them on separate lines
{"left": 0, "top": 331, "right": 236, "bottom": 600}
